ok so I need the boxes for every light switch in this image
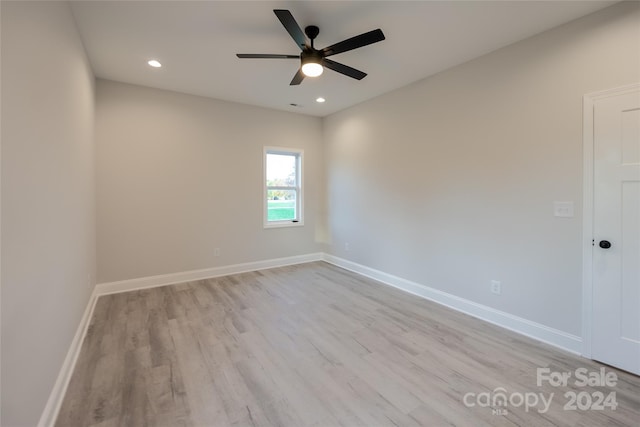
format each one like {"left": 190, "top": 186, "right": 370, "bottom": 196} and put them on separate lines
{"left": 553, "top": 201, "right": 574, "bottom": 218}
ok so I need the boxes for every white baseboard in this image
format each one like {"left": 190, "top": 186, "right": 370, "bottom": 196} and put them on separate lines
{"left": 323, "top": 254, "right": 583, "bottom": 355}
{"left": 38, "top": 287, "right": 99, "bottom": 427}
{"left": 95, "top": 252, "right": 324, "bottom": 296}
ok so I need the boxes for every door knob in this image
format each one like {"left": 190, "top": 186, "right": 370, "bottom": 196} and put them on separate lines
{"left": 599, "top": 240, "right": 612, "bottom": 249}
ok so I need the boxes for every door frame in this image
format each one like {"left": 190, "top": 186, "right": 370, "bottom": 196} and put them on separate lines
{"left": 581, "top": 82, "right": 640, "bottom": 359}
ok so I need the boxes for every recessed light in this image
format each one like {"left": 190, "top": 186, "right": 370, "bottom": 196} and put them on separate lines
{"left": 316, "top": 97, "right": 326, "bottom": 103}
{"left": 147, "top": 59, "right": 162, "bottom": 68}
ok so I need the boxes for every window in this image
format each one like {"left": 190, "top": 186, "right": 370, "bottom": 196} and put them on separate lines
{"left": 264, "top": 147, "right": 303, "bottom": 227}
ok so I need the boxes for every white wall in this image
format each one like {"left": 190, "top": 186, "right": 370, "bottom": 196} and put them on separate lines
{"left": 0, "top": 3, "right": 636, "bottom": 424}
{"left": 96, "top": 80, "right": 324, "bottom": 283}
{"left": 0, "top": 2, "right": 96, "bottom": 426}
{"left": 323, "top": 2, "right": 640, "bottom": 336}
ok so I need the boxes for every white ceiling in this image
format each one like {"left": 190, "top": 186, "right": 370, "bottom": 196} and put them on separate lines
{"left": 70, "top": 1, "right": 616, "bottom": 117}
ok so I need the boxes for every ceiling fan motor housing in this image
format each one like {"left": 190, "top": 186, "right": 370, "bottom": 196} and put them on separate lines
{"left": 301, "top": 50, "right": 323, "bottom": 64}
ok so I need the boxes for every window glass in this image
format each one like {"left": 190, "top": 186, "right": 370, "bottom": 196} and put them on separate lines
{"left": 264, "top": 148, "right": 303, "bottom": 227}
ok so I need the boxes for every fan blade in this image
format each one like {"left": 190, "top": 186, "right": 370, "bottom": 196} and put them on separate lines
{"left": 322, "top": 29, "right": 385, "bottom": 57}
{"left": 236, "top": 54, "right": 299, "bottom": 59}
{"left": 290, "top": 68, "right": 305, "bottom": 85}
{"left": 322, "top": 59, "right": 367, "bottom": 80}
{"left": 274, "top": 9, "right": 307, "bottom": 50}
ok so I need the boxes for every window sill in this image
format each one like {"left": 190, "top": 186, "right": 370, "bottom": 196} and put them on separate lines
{"left": 264, "top": 220, "right": 305, "bottom": 229}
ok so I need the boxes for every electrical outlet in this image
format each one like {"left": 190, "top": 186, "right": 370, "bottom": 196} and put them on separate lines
{"left": 344, "top": 242, "right": 350, "bottom": 251}
{"left": 214, "top": 248, "right": 221, "bottom": 257}
{"left": 491, "top": 280, "right": 501, "bottom": 295}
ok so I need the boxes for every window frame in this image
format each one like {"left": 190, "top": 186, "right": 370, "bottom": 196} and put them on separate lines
{"left": 263, "top": 146, "right": 304, "bottom": 228}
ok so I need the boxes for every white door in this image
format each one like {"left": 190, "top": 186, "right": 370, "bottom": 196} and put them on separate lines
{"left": 591, "top": 86, "right": 640, "bottom": 375}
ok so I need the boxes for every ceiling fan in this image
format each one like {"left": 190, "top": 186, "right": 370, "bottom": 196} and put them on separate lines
{"left": 236, "top": 9, "right": 385, "bottom": 85}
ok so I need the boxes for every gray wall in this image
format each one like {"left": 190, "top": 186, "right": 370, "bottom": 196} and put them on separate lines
{"left": 323, "top": 2, "right": 640, "bottom": 336}
{"left": 1, "top": 2, "right": 96, "bottom": 426}
{"left": 96, "top": 80, "right": 325, "bottom": 283}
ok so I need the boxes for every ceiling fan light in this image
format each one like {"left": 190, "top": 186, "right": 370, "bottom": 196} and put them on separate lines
{"left": 301, "top": 51, "right": 324, "bottom": 77}
{"left": 301, "top": 61, "right": 323, "bottom": 77}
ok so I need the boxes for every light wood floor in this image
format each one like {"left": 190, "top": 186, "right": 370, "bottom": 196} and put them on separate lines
{"left": 57, "top": 262, "right": 640, "bottom": 427}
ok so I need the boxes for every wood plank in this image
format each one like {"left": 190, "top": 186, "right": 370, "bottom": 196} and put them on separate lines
{"left": 57, "top": 262, "right": 640, "bottom": 426}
